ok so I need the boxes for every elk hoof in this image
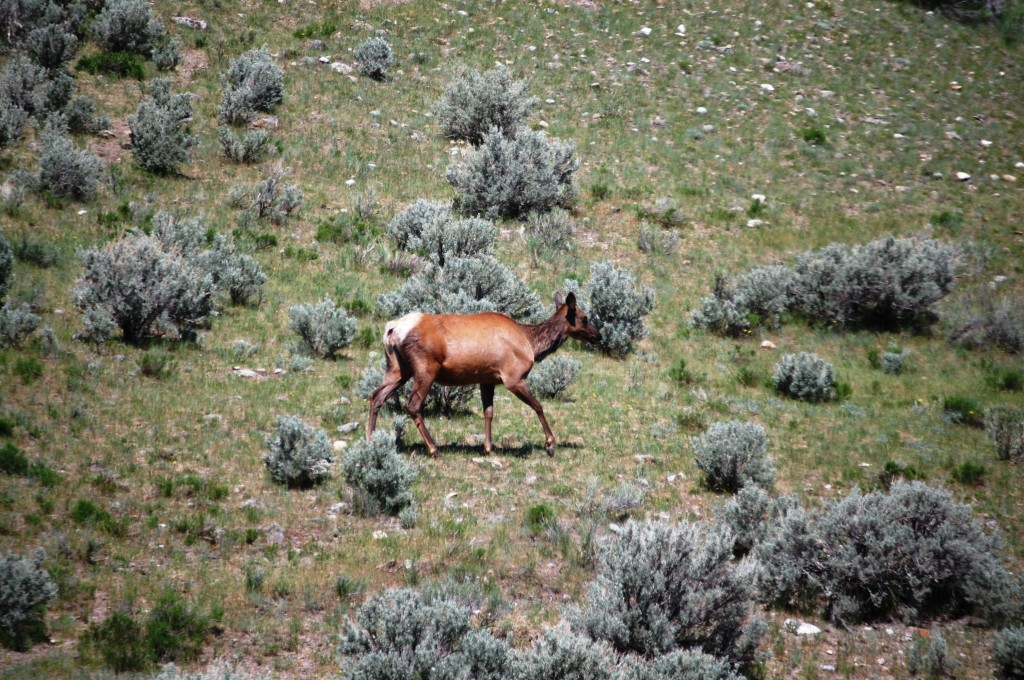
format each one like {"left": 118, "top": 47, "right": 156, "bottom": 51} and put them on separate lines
{"left": 546, "top": 445, "right": 556, "bottom": 457}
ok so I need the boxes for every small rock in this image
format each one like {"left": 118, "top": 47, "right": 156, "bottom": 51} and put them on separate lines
{"left": 751, "top": 193, "right": 766, "bottom": 202}
{"left": 667, "top": 474, "right": 677, "bottom": 483}
{"left": 545, "top": 98, "right": 555, "bottom": 104}
{"left": 338, "top": 422, "right": 360, "bottom": 434}
{"left": 370, "top": 110, "right": 381, "bottom": 117}
{"left": 240, "top": 498, "right": 259, "bottom": 509}
{"left": 328, "top": 502, "right": 346, "bottom": 514}
{"left": 318, "top": 56, "right": 330, "bottom": 64}
{"left": 333, "top": 440, "right": 348, "bottom": 452}
{"left": 956, "top": 172, "right": 972, "bottom": 181}
{"left": 608, "top": 523, "right": 623, "bottom": 534}
{"left": 1016, "top": 161, "right": 1024, "bottom": 169}
{"left": 746, "top": 219, "right": 765, "bottom": 228}
{"left": 805, "top": 107, "right": 817, "bottom": 116}
{"left": 77, "top": 209, "right": 88, "bottom": 215}
{"left": 696, "top": 106, "right": 707, "bottom": 114}
{"left": 760, "top": 83, "right": 775, "bottom": 92}
{"left": 859, "top": 462, "right": 872, "bottom": 467}
{"left": 1002, "top": 174, "right": 1017, "bottom": 182}
{"left": 537, "top": 120, "right": 548, "bottom": 128}
{"left": 981, "top": 139, "right": 993, "bottom": 147}
{"left": 820, "top": 665, "right": 836, "bottom": 672}
{"left": 877, "top": 657, "right": 886, "bottom": 666}
{"left": 634, "top": 454, "right": 658, "bottom": 464}
{"left": 338, "top": 396, "right": 351, "bottom": 405}
{"left": 203, "top": 413, "right": 223, "bottom": 421}
{"left": 308, "top": 39, "right": 326, "bottom": 51}
{"left": 251, "top": 115, "right": 279, "bottom": 129}
{"left": 345, "top": 179, "right": 356, "bottom": 186}
{"left": 372, "top": 530, "right": 388, "bottom": 540}
{"left": 797, "top": 623, "right": 822, "bottom": 635}
{"left": 172, "top": 16, "right": 207, "bottom": 30}
{"left": 330, "top": 62, "right": 353, "bottom": 74}
{"left": 234, "top": 368, "right": 262, "bottom": 379}
{"left": 675, "top": 24, "right": 686, "bottom": 36}
{"left": 945, "top": 130, "right": 962, "bottom": 141}
{"left": 638, "top": 26, "right": 652, "bottom": 36}
{"left": 525, "top": 475, "right": 537, "bottom": 485}
{"left": 651, "top": 116, "right": 665, "bottom": 127}
{"left": 760, "top": 340, "right": 776, "bottom": 349}
{"left": 264, "top": 524, "right": 285, "bottom": 544}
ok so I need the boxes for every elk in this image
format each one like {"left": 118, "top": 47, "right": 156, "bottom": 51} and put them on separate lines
{"left": 366, "top": 292, "right": 600, "bottom": 456}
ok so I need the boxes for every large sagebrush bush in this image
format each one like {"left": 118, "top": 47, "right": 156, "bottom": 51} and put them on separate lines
{"left": 434, "top": 64, "right": 537, "bottom": 145}
{"left": 772, "top": 352, "right": 836, "bottom": 402}
{"left": 1, "top": 55, "right": 47, "bottom": 117}
{"left": 0, "top": 95, "right": 29, "bottom": 150}
{"left": 234, "top": 167, "right": 303, "bottom": 224}
{"left": 945, "top": 291, "right": 1024, "bottom": 354}
{"left": 717, "top": 486, "right": 798, "bottom": 557}
{"left": 354, "top": 37, "right": 393, "bottom": 81}
{"left": 692, "top": 421, "right": 775, "bottom": 494}
{"left": 515, "top": 625, "right": 617, "bottom": 680}
{"left": 342, "top": 431, "right": 417, "bottom": 516}
{"left": 571, "top": 520, "right": 764, "bottom": 668}
{"left": 447, "top": 126, "right": 578, "bottom": 220}
{"left": 527, "top": 355, "right": 582, "bottom": 400}
{"left": 986, "top": 406, "right": 1024, "bottom": 461}
{"left": 218, "top": 46, "right": 283, "bottom": 124}
{"left": 26, "top": 24, "right": 78, "bottom": 70}
{"left": 128, "top": 79, "right": 195, "bottom": 175}
{"left": 65, "top": 95, "right": 110, "bottom": 134}
{"left": 288, "top": 298, "right": 357, "bottom": 359}
{"left": 565, "top": 261, "right": 654, "bottom": 355}
{"left": 263, "top": 415, "right": 333, "bottom": 488}
{"left": 387, "top": 199, "right": 452, "bottom": 252}
{"left": 73, "top": 232, "right": 216, "bottom": 344}
{"left": 91, "top": 0, "right": 166, "bottom": 56}
{"left": 755, "top": 481, "right": 1020, "bottom": 625}
{"left": 0, "top": 548, "right": 58, "bottom": 651}
{"left": 992, "top": 626, "right": 1024, "bottom": 679}
{"left": 793, "top": 235, "right": 959, "bottom": 329}
{"left": 691, "top": 266, "right": 797, "bottom": 336}
{"left": 37, "top": 119, "right": 102, "bottom": 200}
{"left": 0, "top": 301, "right": 41, "bottom": 348}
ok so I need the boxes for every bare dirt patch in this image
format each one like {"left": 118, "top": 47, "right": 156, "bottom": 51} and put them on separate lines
{"left": 178, "top": 49, "right": 209, "bottom": 86}
{"left": 88, "top": 118, "right": 131, "bottom": 165}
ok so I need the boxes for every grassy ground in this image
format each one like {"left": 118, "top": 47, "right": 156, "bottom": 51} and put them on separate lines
{"left": 1, "top": 0, "right": 1023, "bottom": 677}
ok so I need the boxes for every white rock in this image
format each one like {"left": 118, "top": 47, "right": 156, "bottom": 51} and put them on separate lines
{"left": 877, "top": 657, "right": 886, "bottom": 666}
{"left": 805, "top": 107, "right": 817, "bottom": 116}
{"left": 608, "top": 523, "right": 623, "bottom": 534}
{"left": 545, "top": 98, "right": 555, "bottom": 104}
{"left": 333, "top": 440, "right": 348, "bottom": 452}
{"left": 318, "top": 56, "right": 330, "bottom": 64}
{"left": 1016, "top": 161, "right": 1024, "bottom": 169}
{"left": 345, "top": 179, "right": 356, "bottom": 186}
{"left": 639, "top": 26, "right": 652, "bottom": 36}
{"left": 760, "top": 340, "right": 776, "bottom": 349}
{"left": 981, "top": 139, "right": 993, "bottom": 147}
{"left": 859, "top": 462, "right": 872, "bottom": 467}
{"left": 1002, "top": 174, "right": 1017, "bottom": 182}
{"left": 696, "top": 106, "right": 707, "bottom": 114}
{"left": 893, "top": 133, "right": 906, "bottom": 139}
{"left": 956, "top": 172, "right": 971, "bottom": 181}
{"left": 77, "top": 209, "right": 88, "bottom": 215}
{"left": 746, "top": 219, "right": 765, "bottom": 228}
{"left": 797, "top": 623, "right": 822, "bottom": 635}
{"left": 372, "top": 530, "right": 388, "bottom": 540}
{"left": 676, "top": 24, "right": 686, "bottom": 36}
{"left": 330, "top": 61, "right": 353, "bottom": 74}
{"left": 338, "top": 422, "right": 360, "bottom": 433}
{"left": 752, "top": 193, "right": 766, "bottom": 202}
{"left": 537, "top": 120, "right": 548, "bottom": 128}
{"left": 760, "top": 83, "right": 775, "bottom": 92}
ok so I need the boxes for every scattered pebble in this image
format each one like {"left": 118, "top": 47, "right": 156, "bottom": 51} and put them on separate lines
{"left": 696, "top": 106, "right": 708, "bottom": 114}
{"left": 675, "top": 24, "right": 686, "bottom": 36}
{"left": 760, "top": 83, "right": 775, "bottom": 92}
{"left": 747, "top": 219, "right": 765, "bottom": 227}
{"left": 1002, "top": 174, "right": 1017, "bottom": 182}
{"left": 760, "top": 340, "right": 776, "bottom": 349}
{"left": 638, "top": 26, "right": 652, "bottom": 36}
{"left": 372, "top": 530, "right": 388, "bottom": 540}
{"left": 345, "top": 179, "right": 356, "bottom": 186}
{"left": 956, "top": 172, "right": 971, "bottom": 181}
{"left": 318, "top": 56, "right": 330, "bottom": 64}
{"left": 981, "top": 139, "right": 993, "bottom": 147}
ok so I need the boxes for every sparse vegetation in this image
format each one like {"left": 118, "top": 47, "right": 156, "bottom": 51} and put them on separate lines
{"left": 263, "top": 415, "right": 333, "bottom": 488}
{"left": 353, "top": 37, "right": 393, "bottom": 81}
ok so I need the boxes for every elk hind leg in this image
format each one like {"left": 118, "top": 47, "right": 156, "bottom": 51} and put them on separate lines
{"left": 405, "top": 375, "right": 440, "bottom": 456}
{"left": 481, "top": 384, "right": 495, "bottom": 454}
{"left": 367, "top": 356, "right": 409, "bottom": 440}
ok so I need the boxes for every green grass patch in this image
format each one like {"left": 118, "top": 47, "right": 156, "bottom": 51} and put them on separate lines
{"left": 76, "top": 52, "right": 145, "bottom": 80}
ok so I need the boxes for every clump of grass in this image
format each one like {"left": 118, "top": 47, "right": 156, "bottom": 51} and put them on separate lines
{"left": 14, "top": 357, "right": 43, "bottom": 385}
{"left": 800, "top": 125, "right": 827, "bottom": 146}
{"left": 942, "top": 395, "right": 984, "bottom": 427}
{"left": 526, "top": 503, "right": 556, "bottom": 535}
{"left": 950, "top": 461, "right": 986, "bottom": 486}
{"left": 76, "top": 52, "right": 145, "bottom": 80}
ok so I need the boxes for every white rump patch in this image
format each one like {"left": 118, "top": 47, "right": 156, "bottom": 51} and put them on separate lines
{"left": 385, "top": 312, "right": 423, "bottom": 345}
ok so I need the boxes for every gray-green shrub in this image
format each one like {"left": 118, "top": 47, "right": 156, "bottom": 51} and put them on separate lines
{"left": 0, "top": 227, "right": 12, "bottom": 301}
{"left": 26, "top": 24, "right": 78, "bottom": 70}
{"left": 515, "top": 625, "right": 617, "bottom": 680}
{"left": 1, "top": 55, "right": 47, "bottom": 117}
{"left": 717, "top": 486, "right": 798, "bottom": 557}
{"left": 755, "top": 481, "right": 1020, "bottom": 625}
{"left": 91, "top": 0, "right": 166, "bottom": 56}
{"left": 985, "top": 406, "right": 1024, "bottom": 461}
{"left": 992, "top": 626, "right": 1024, "bottom": 679}
{"left": 288, "top": 298, "right": 357, "bottom": 359}
{"left": 354, "top": 37, "right": 393, "bottom": 81}
{"left": 218, "top": 126, "right": 272, "bottom": 164}
{"left": 0, "top": 302, "right": 41, "bottom": 348}
{"left": 618, "top": 650, "right": 744, "bottom": 680}
{"left": 526, "top": 208, "right": 575, "bottom": 256}
{"left": 907, "top": 630, "right": 953, "bottom": 678}
{"left": 36, "top": 119, "right": 102, "bottom": 200}
{"left": 690, "top": 266, "right": 796, "bottom": 336}
{"left": 881, "top": 351, "right": 907, "bottom": 374}
{"left": 65, "top": 95, "right": 110, "bottom": 134}
{"left": 447, "top": 126, "right": 578, "bottom": 219}
{"left": 946, "top": 291, "right": 1024, "bottom": 354}
{"left": 565, "top": 261, "right": 654, "bottom": 355}
{"left": 73, "top": 232, "right": 216, "bottom": 344}
{"left": 570, "top": 519, "right": 764, "bottom": 668}
{"left": 128, "top": 79, "right": 195, "bottom": 175}
{"left": 263, "top": 415, "right": 333, "bottom": 488}
{"left": 773, "top": 352, "right": 836, "bottom": 402}
{"left": 692, "top": 420, "right": 775, "bottom": 493}
{"left": 218, "top": 46, "right": 283, "bottom": 124}
{"left": 152, "top": 36, "right": 182, "bottom": 71}
{"left": 387, "top": 199, "right": 452, "bottom": 252}
{"left": 527, "top": 355, "right": 582, "bottom": 400}
{"left": 239, "top": 168, "right": 302, "bottom": 224}
{"left": 0, "top": 96, "right": 29, "bottom": 150}
{"left": 0, "top": 548, "right": 58, "bottom": 651}
{"left": 342, "top": 430, "right": 416, "bottom": 516}
{"left": 434, "top": 63, "right": 536, "bottom": 145}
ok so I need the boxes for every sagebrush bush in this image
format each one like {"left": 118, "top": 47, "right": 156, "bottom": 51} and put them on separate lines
{"left": 773, "top": 352, "right": 836, "bottom": 402}
{"left": 945, "top": 291, "right": 1024, "bottom": 354}
{"left": 692, "top": 420, "right": 775, "bottom": 493}
{"left": 571, "top": 520, "right": 764, "bottom": 668}
{"left": 0, "top": 548, "right": 58, "bottom": 651}
{"left": 1, "top": 55, "right": 47, "bottom": 117}
{"left": 91, "top": 0, "right": 166, "bottom": 56}
{"left": 65, "top": 95, "right": 110, "bottom": 134}
{"left": 527, "top": 355, "right": 582, "bottom": 400}
{"left": 907, "top": 630, "right": 953, "bottom": 678}
{"left": 342, "top": 431, "right": 417, "bottom": 516}
{"left": 387, "top": 199, "right": 452, "bottom": 252}
{"left": 26, "top": 24, "right": 78, "bottom": 70}
{"left": 218, "top": 126, "right": 273, "bottom": 164}
{"left": 129, "top": 79, "right": 195, "bottom": 175}
{"left": 881, "top": 351, "right": 906, "bottom": 374}
{"left": 447, "top": 126, "right": 579, "bottom": 219}
{"left": 755, "top": 481, "right": 1020, "bottom": 625}
{"left": 515, "top": 624, "right": 617, "bottom": 680}
{"left": 565, "top": 261, "right": 654, "bottom": 355}
{"left": 986, "top": 406, "right": 1024, "bottom": 461}
{"left": 0, "top": 228, "right": 13, "bottom": 301}
{"left": 992, "top": 626, "right": 1024, "bottom": 679}
{"left": 340, "top": 587, "right": 511, "bottom": 680}
{"left": 793, "top": 236, "right": 959, "bottom": 329}
{"left": 354, "top": 37, "right": 393, "bottom": 80}
{"left": 526, "top": 208, "right": 575, "bottom": 257}
{"left": 0, "top": 96, "right": 29, "bottom": 150}
{"left": 37, "top": 120, "right": 102, "bottom": 200}
{"left": 73, "top": 232, "right": 216, "bottom": 344}
{"left": 152, "top": 36, "right": 182, "bottom": 71}
{"left": 717, "top": 486, "right": 798, "bottom": 557}
{"left": 691, "top": 266, "right": 796, "bottom": 336}
{"left": 434, "top": 64, "right": 537, "bottom": 145}
{"left": 263, "top": 415, "right": 333, "bottom": 488}
{"left": 288, "top": 298, "right": 357, "bottom": 359}
{"left": 0, "top": 301, "right": 42, "bottom": 347}
{"left": 237, "top": 168, "right": 303, "bottom": 224}
{"left": 618, "top": 650, "right": 744, "bottom": 680}
{"left": 218, "top": 46, "right": 283, "bottom": 124}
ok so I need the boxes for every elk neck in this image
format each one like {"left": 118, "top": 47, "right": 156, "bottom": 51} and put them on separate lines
{"left": 522, "top": 312, "right": 569, "bottom": 363}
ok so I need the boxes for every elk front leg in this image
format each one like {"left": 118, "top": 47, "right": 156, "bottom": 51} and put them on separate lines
{"left": 481, "top": 384, "right": 495, "bottom": 454}
{"left": 405, "top": 377, "right": 439, "bottom": 456}
{"left": 507, "top": 381, "right": 556, "bottom": 457}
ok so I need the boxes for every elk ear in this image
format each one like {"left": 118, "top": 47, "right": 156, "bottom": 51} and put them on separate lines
{"left": 565, "top": 292, "right": 577, "bottom": 325}
{"left": 554, "top": 291, "right": 565, "bottom": 306}
{"left": 565, "top": 292, "right": 576, "bottom": 308}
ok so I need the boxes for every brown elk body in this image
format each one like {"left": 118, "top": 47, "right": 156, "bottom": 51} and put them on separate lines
{"left": 366, "top": 292, "right": 599, "bottom": 456}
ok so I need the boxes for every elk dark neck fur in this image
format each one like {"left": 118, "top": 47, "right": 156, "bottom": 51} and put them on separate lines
{"left": 522, "top": 312, "right": 569, "bottom": 362}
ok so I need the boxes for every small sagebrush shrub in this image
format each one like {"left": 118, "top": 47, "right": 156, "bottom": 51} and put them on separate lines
{"left": 692, "top": 421, "right": 775, "bottom": 493}
{"left": 618, "top": 649, "right": 744, "bottom": 680}
{"left": 0, "top": 228, "right": 11, "bottom": 300}
{"left": 942, "top": 395, "right": 984, "bottom": 427}
{"left": 755, "top": 481, "right": 1020, "bottom": 625}
{"left": 82, "top": 610, "right": 150, "bottom": 672}
{"left": 386, "top": 199, "right": 452, "bottom": 251}
{"left": 26, "top": 24, "right": 78, "bottom": 70}
{"left": 992, "top": 626, "right": 1024, "bottom": 679}
{"left": 263, "top": 415, "right": 333, "bottom": 488}
{"left": 527, "top": 355, "right": 582, "bottom": 400}
{"left": 793, "top": 236, "right": 959, "bottom": 329}
{"left": 447, "top": 126, "right": 579, "bottom": 220}
{"left": 907, "top": 630, "right": 953, "bottom": 678}
{"left": 0, "top": 97, "right": 29, "bottom": 150}
{"left": 571, "top": 519, "right": 764, "bottom": 668}
{"left": 235, "top": 167, "right": 303, "bottom": 224}
{"left": 946, "top": 292, "right": 1023, "bottom": 354}
{"left": 37, "top": 120, "right": 102, "bottom": 200}
{"left": 1, "top": 55, "right": 49, "bottom": 117}
{"left": 565, "top": 261, "right": 654, "bottom": 355}
{"left": 881, "top": 351, "right": 907, "bottom": 375}
{"left": 353, "top": 37, "right": 393, "bottom": 81}
{"left": 0, "top": 302, "right": 41, "bottom": 347}
{"left": 218, "top": 126, "right": 272, "bottom": 164}
{"left": 218, "top": 46, "right": 283, "bottom": 124}
{"left": 91, "top": 0, "right": 167, "bottom": 56}
{"left": 65, "top": 95, "right": 110, "bottom": 134}
{"left": 145, "top": 589, "right": 217, "bottom": 664}
{"left": 152, "top": 36, "right": 182, "bottom": 71}
{"left": 288, "top": 298, "right": 357, "bottom": 359}
{"left": 526, "top": 207, "right": 575, "bottom": 258}
{"left": 339, "top": 588, "right": 512, "bottom": 680}
{"left": 985, "top": 406, "right": 1024, "bottom": 461}
{"left": 691, "top": 266, "right": 796, "bottom": 336}
{"left": 434, "top": 63, "right": 537, "bottom": 145}
{"left": 73, "top": 232, "right": 216, "bottom": 344}
{"left": 0, "top": 548, "right": 58, "bottom": 651}
{"left": 129, "top": 79, "right": 195, "bottom": 175}
{"left": 515, "top": 625, "right": 617, "bottom": 680}
{"left": 342, "top": 430, "right": 417, "bottom": 516}
{"left": 773, "top": 352, "right": 836, "bottom": 402}
{"left": 717, "top": 486, "right": 798, "bottom": 558}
